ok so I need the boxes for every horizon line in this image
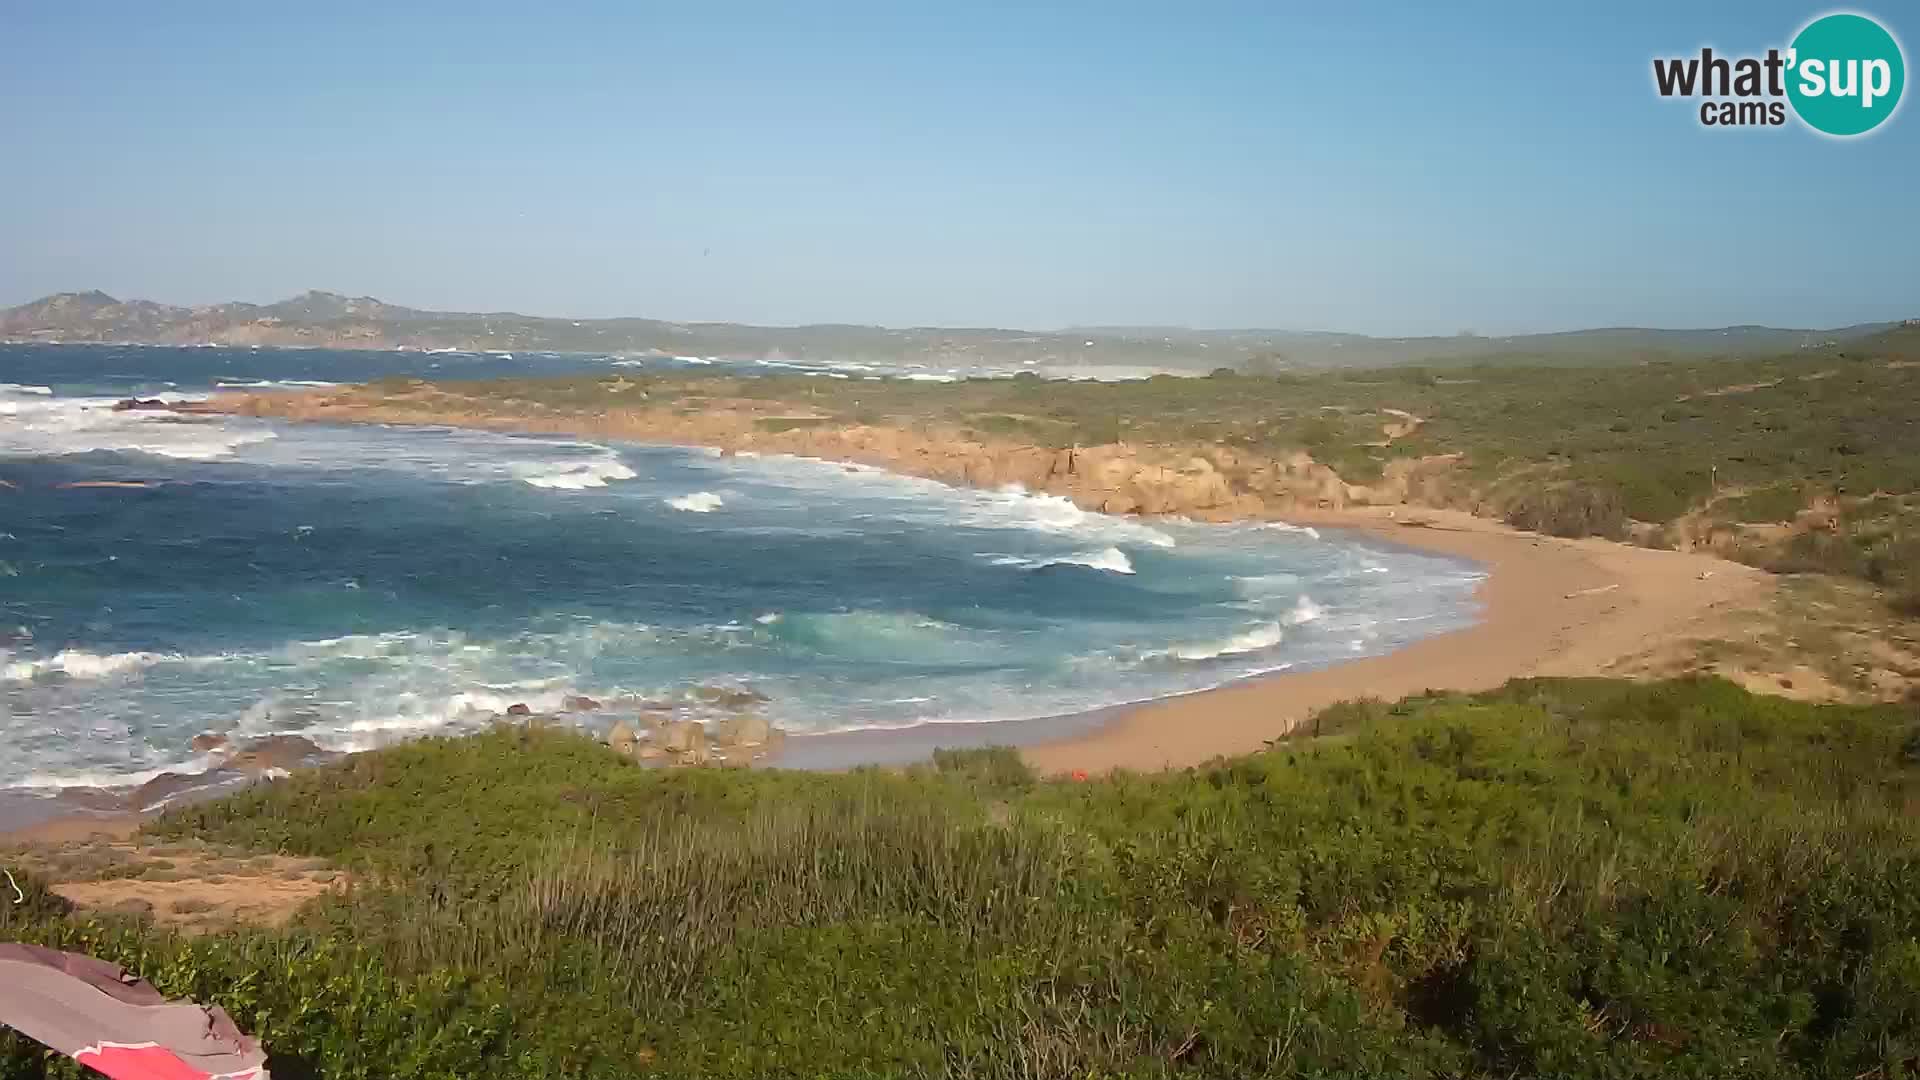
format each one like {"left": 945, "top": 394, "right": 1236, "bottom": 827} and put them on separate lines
{"left": 3, "top": 287, "right": 1909, "bottom": 341}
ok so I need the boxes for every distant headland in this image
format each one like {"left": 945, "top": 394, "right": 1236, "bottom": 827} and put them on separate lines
{"left": 1, "top": 289, "right": 1901, "bottom": 371}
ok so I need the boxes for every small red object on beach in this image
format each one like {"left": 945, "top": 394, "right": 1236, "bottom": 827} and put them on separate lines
{"left": 1071, "top": 769, "right": 1089, "bottom": 782}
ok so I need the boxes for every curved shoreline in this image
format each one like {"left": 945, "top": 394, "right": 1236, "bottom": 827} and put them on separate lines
{"left": 3, "top": 392, "right": 1771, "bottom": 833}
{"left": 189, "top": 389, "right": 1771, "bottom": 773}
{"left": 1027, "top": 507, "right": 1767, "bottom": 772}
{"left": 763, "top": 510, "right": 1769, "bottom": 775}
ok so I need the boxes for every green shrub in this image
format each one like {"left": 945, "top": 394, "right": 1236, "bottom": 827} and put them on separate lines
{"left": 1724, "top": 483, "right": 1808, "bottom": 524}
{"left": 753, "top": 416, "right": 828, "bottom": 433}
{"left": 927, "top": 745, "right": 1034, "bottom": 791}
{"left": 1501, "top": 483, "right": 1629, "bottom": 538}
{"left": 0, "top": 867, "right": 71, "bottom": 930}
{"left": 9, "top": 678, "right": 1914, "bottom": 1077}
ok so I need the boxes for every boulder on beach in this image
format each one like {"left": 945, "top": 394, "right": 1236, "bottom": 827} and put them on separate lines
{"left": 190, "top": 733, "right": 231, "bottom": 754}
{"left": 660, "top": 720, "right": 706, "bottom": 754}
{"left": 128, "top": 771, "right": 209, "bottom": 810}
{"left": 111, "top": 398, "right": 171, "bottom": 412}
{"left": 225, "top": 734, "right": 324, "bottom": 772}
{"left": 714, "top": 714, "right": 771, "bottom": 748}
{"left": 563, "top": 695, "right": 603, "bottom": 712}
{"left": 505, "top": 703, "right": 532, "bottom": 717}
{"left": 605, "top": 715, "right": 783, "bottom": 768}
{"left": 606, "top": 720, "right": 639, "bottom": 755}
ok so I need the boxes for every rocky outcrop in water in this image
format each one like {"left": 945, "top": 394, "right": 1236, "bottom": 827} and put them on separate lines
{"left": 223, "top": 735, "right": 324, "bottom": 773}
{"left": 201, "top": 385, "right": 1467, "bottom": 522}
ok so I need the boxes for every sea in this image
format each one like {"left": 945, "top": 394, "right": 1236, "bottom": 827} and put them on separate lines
{"left": 0, "top": 343, "right": 1484, "bottom": 804}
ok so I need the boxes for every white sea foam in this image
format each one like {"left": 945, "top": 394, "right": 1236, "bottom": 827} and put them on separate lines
{"left": 1232, "top": 573, "right": 1301, "bottom": 599}
{"left": 15, "top": 754, "right": 225, "bottom": 793}
{"left": 136, "top": 431, "right": 279, "bottom": 461}
{"left": 976, "top": 486, "right": 1177, "bottom": 548}
{"left": 286, "top": 631, "right": 418, "bottom": 660}
{"left": 666, "top": 490, "right": 725, "bottom": 513}
{"left": 989, "top": 546, "right": 1135, "bottom": 574}
{"left": 1260, "top": 521, "right": 1322, "bottom": 540}
{"left": 1, "top": 647, "right": 241, "bottom": 684}
{"left": 326, "top": 686, "right": 575, "bottom": 750}
{"left": 3, "top": 649, "right": 169, "bottom": 682}
{"left": 0, "top": 390, "right": 276, "bottom": 461}
{"left": 1285, "top": 595, "right": 1325, "bottom": 625}
{"left": 214, "top": 379, "right": 341, "bottom": 389}
{"left": 721, "top": 455, "right": 1177, "bottom": 550}
{"left": 514, "top": 452, "right": 637, "bottom": 489}
{"left": 0, "top": 384, "right": 53, "bottom": 395}
{"left": 1068, "top": 547, "right": 1135, "bottom": 574}
{"left": 1166, "top": 622, "right": 1285, "bottom": 662}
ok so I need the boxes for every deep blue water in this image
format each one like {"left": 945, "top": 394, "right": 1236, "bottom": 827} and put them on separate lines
{"left": 1, "top": 345, "right": 1483, "bottom": 790}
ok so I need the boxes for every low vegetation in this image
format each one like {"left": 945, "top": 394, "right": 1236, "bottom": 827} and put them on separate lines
{"left": 415, "top": 327, "right": 1920, "bottom": 604}
{"left": 6, "top": 677, "right": 1919, "bottom": 1078}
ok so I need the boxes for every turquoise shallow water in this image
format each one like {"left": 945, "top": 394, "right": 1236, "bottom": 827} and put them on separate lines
{"left": 1, "top": 345, "right": 1483, "bottom": 791}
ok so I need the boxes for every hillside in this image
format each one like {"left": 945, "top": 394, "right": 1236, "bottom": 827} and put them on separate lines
{"left": 1, "top": 289, "right": 1901, "bottom": 371}
{"left": 208, "top": 326, "right": 1920, "bottom": 615}
{"left": 9, "top": 332, "right": 1920, "bottom": 1077}
{"left": 6, "top": 678, "right": 1918, "bottom": 1077}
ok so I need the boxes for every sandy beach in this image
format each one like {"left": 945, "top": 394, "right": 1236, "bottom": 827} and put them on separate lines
{"left": 1024, "top": 506, "right": 1769, "bottom": 773}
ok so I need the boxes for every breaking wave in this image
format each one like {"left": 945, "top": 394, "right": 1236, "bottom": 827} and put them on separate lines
{"left": 988, "top": 546, "right": 1136, "bottom": 575}
{"left": 1166, "top": 622, "right": 1285, "bottom": 662}
{"left": 513, "top": 451, "right": 638, "bottom": 489}
{"left": 666, "top": 491, "right": 726, "bottom": 513}
{"left": 0, "top": 389, "right": 279, "bottom": 461}
{"left": 1260, "top": 522, "right": 1322, "bottom": 540}
{"left": 2, "top": 649, "right": 174, "bottom": 683}
{"left": 980, "top": 486, "right": 1177, "bottom": 549}
{"left": 214, "top": 379, "right": 342, "bottom": 389}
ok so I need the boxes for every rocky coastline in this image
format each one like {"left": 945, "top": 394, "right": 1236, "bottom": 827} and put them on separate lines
{"left": 192, "top": 383, "right": 1457, "bottom": 525}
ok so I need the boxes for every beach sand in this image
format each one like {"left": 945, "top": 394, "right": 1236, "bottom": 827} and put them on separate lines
{"left": 1022, "top": 506, "right": 1769, "bottom": 774}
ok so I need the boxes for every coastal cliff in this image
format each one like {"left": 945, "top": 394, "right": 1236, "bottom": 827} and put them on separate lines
{"left": 197, "top": 382, "right": 1453, "bottom": 523}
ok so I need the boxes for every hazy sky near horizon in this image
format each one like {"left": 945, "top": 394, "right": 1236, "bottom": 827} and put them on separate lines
{"left": 2, "top": 2, "right": 1914, "bottom": 335}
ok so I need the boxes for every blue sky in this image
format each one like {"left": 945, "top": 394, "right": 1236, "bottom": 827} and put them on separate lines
{"left": 1, "top": 1, "right": 1913, "bottom": 334}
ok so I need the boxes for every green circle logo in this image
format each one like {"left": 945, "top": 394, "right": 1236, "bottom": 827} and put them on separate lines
{"left": 1787, "top": 13, "right": 1905, "bottom": 136}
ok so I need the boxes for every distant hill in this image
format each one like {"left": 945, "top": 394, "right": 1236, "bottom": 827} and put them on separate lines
{"left": 0, "top": 289, "right": 1902, "bottom": 371}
